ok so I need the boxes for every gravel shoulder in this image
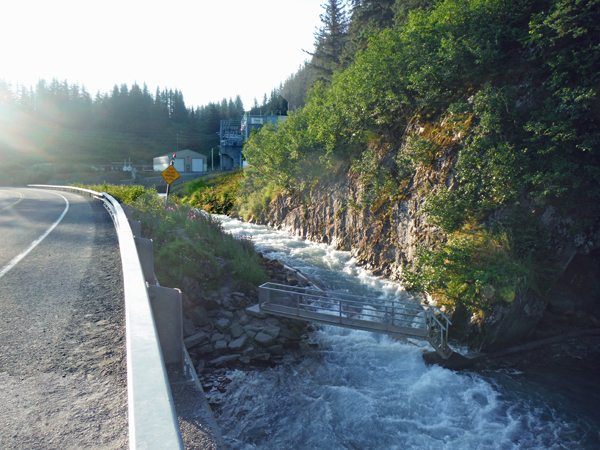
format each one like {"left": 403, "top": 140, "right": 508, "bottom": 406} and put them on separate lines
{"left": 0, "top": 193, "right": 127, "bottom": 449}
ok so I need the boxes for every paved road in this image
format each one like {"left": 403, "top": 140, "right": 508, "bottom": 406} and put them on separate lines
{"left": 0, "top": 187, "right": 127, "bottom": 449}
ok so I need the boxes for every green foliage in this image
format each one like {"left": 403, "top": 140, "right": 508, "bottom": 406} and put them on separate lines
{"left": 234, "top": 167, "right": 283, "bottom": 222}
{"left": 72, "top": 183, "right": 151, "bottom": 204}
{"left": 402, "top": 225, "right": 535, "bottom": 312}
{"left": 181, "top": 170, "right": 243, "bottom": 214}
{"left": 129, "top": 192, "right": 265, "bottom": 287}
{"left": 238, "top": 0, "right": 599, "bottom": 314}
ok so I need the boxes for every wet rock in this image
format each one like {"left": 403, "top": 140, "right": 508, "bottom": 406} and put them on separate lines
{"left": 250, "top": 353, "right": 272, "bottom": 366}
{"left": 279, "top": 328, "right": 301, "bottom": 341}
{"left": 209, "top": 354, "right": 241, "bottom": 367}
{"left": 254, "top": 332, "right": 276, "bottom": 347}
{"left": 267, "top": 344, "right": 284, "bottom": 356}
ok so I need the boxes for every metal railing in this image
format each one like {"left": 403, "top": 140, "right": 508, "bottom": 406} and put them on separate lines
{"left": 29, "top": 185, "right": 184, "bottom": 449}
{"left": 258, "top": 282, "right": 452, "bottom": 358}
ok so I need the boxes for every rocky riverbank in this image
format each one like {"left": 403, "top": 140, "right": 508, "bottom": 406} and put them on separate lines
{"left": 178, "top": 254, "right": 322, "bottom": 413}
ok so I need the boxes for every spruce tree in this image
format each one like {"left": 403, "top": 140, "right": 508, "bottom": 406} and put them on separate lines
{"left": 305, "top": 0, "right": 349, "bottom": 83}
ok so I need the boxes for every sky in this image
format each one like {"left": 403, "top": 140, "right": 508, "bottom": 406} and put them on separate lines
{"left": 0, "top": 0, "right": 324, "bottom": 110}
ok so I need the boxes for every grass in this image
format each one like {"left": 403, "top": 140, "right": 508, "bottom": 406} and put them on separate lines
{"left": 79, "top": 184, "right": 266, "bottom": 289}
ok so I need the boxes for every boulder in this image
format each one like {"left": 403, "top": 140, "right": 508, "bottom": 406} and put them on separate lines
{"left": 263, "top": 325, "right": 280, "bottom": 339}
{"left": 211, "top": 333, "right": 225, "bottom": 342}
{"left": 214, "top": 340, "right": 228, "bottom": 352}
{"left": 279, "top": 327, "right": 301, "bottom": 341}
{"left": 197, "top": 344, "right": 213, "bottom": 355}
{"left": 209, "top": 354, "right": 241, "bottom": 366}
{"left": 229, "top": 335, "right": 248, "bottom": 351}
{"left": 267, "top": 344, "right": 284, "bottom": 356}
{"left": 230, "top": 324, "right": 245, "bottom": 339}
{"left": 215, "top": 318, "right": 231, "bottom": 333}
{"left": 184, "top": 331, "right": 207, "bottom": 349}
{"left": 254, "top": 332, "right": 276, "bottom": 347}
{"left": 182, "top": 317, "right": 196, "bottom": 338}
{"left": 187, "top": 306, "right": 208, "bottom": 327}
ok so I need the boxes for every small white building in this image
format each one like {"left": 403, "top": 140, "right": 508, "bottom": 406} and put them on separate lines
{"left": 153, "top": 149, "right": 207, "bottom": 173}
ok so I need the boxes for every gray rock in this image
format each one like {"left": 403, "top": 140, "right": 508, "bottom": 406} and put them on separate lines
{"left": 254, "top": 332, "right": 276, "bottom": 347}
{"left": 209, "top": 354, "right": 241, "bottom": 366}
{"left": 182, "top": 317, "right": 196, "bottom": 337}
{"left": 211, "top": 333, "right": 225, "bottom": 343}
{"left": 265, "top": 317, "right": 281, "bottom": 326}
{"left": 246, "top": 308, "right": 267, "bottom": 319}
{"left": 243, "top": 324, "right": 261, "bottom": 333}
{"left": 187, "top": 306, "right": 208, "bottom": 327}
{"left": 238, "top": 314, "right": 250, "bottom": 325}
{"left": 214, "top": 340, "right": 228, "bottom": 352}
{"left": 229, "top": 335, "right": 247, "bottom": 351}
{"left": 267, "top": 344, "right": 284, "bottom": 356}
{"left": 550, "top": 299, "right": 576, "bottom": 315}
{"left": 184, "top": 331, "right": 207, "bottom": 349}
{"left": 197, "top": 344, "right": 213, "bottom": 355}
{"left": 200, "top": 295, "right": 221, "bottom": 311}
{"left": 279, "top": 327, "right": 301, "bottom": 341}
{"left": 239, "top": 356, "right": 251, "bottom": 364}
{"left": 263, "top": 325, "right": 281, "bottom": 339}
{"left": 218, "top": 310, "right": 234, "bottom": 319}
{"left": 230, "top": 324, "right": 245, "bottom": 339}
{"left": 215, "top": 318, "right": 231, "bottom": 333}
{"left": 245, "top": 330, "right": 257, "bottom": 339}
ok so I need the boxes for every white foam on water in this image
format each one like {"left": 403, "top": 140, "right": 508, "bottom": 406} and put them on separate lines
{"left": 214, "top": 215, "right": 598, "bottom": 450}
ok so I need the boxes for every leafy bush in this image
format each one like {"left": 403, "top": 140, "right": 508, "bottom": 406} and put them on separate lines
{"left": 401, "top": 225, "right": 535, "bottom": 312}
{"left": 131, "top": 192, "right": 266, "bottom": 287}
{"left": 72, "top": 183, "right": 151, "bottom": 204}
{"left": 181, "top": 170, "right": 243, "bottom": 214}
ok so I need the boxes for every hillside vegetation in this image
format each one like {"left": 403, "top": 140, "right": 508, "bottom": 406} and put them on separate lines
{"left": 238, "top": 0, "right": 600, "bottom": 313}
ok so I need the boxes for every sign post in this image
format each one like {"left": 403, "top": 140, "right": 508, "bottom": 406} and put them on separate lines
{"left": 161, "top": 154, "right": 180, "bottom": 206}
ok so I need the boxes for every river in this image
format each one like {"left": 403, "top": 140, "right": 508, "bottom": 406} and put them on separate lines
{"left": 215, "top": 216, "right": 599, "bottom": 450}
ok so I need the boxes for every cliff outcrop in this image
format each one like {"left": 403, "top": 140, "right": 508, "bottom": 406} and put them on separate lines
{"left": 253, "top": 145, "right": 600, "bottom": 352}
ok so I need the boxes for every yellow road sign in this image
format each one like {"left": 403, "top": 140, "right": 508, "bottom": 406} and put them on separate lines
{"left": 161, "top": 165, "right": 180, "bottom": 184}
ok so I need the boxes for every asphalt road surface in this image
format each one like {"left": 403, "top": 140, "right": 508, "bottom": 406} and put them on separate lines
{"left": 0, "top": 187, "right": 127, "bottom": 449}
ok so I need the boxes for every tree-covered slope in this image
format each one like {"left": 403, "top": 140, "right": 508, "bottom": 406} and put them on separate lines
{"left": 238, "top": 0, "right": 600, "bottom": 320}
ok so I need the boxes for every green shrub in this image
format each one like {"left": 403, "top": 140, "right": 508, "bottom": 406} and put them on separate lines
{"left": 401, "top": 225, "right": 535, "bottom": 312}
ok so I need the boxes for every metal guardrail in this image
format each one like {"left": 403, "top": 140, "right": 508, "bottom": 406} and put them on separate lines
{"left": 29, "top": 185, "right": 184, "bottom": 449}
{"left": 258, "top": 282, "right": 453, "bottom": 358}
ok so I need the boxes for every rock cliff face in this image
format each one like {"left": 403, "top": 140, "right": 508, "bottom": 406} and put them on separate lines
{"left": 252, "top": 145, "right": 600, "bottom": 351}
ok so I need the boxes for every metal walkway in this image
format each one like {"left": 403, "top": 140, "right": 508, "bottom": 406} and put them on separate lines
{"left": 252, "top": 282, "right": 453, "bottom": 359}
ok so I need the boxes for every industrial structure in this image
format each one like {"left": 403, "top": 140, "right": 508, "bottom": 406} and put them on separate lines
{"left": 153, "top": 149, "right": 207, "bottom": 173}
{"left": 219, "top": 112, "right": 287, "bottom": 170}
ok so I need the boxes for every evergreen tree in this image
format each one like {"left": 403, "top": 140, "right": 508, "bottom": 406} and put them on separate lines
{"left": 305, "top": 0, "right": 349, "bottom": 83}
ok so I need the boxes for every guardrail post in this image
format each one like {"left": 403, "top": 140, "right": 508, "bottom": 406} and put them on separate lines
{"left": 134, "top": 237, "right": 158, "bottom": 285}
{"left": 147, "top": 285, "right": 183, "bottom": 365}
{"left": 129, "top": 219, "right": 141, "bottom": 237}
